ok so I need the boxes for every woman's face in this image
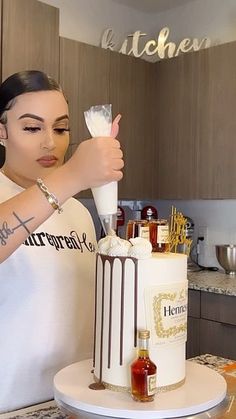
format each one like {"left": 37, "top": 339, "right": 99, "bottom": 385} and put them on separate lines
{"left": 1, "top": 90, "right": 70, "bottom": 187}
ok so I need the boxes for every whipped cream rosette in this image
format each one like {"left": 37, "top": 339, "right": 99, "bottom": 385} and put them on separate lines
{"left": 128, "top": 237, "right": 152, "bottom": 259}
{"left": 98, "top": 235, "right": 152, "bottom": 259}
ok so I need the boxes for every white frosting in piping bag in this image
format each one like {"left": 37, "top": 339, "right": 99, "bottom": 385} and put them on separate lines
{"left": 84, "top": 105, "right": 121, "bottom": 235}
{"left": 84, "top": 105, "right": 117, "bottom": 216}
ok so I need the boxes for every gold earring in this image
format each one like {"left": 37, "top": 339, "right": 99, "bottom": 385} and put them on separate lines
{"left": 0, "top": 139, "right": 5, "bottom": 147}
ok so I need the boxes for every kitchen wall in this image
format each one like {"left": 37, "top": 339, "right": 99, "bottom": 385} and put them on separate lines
{"left": 149, "top": 200, "right": 236, "bottom": 269}
{"left": 148, "top": 0, "right": 236, "bottom": 48}
{"left": 42, "top": 0, "right": 236, "bottom": 267}
{"left": 42, "top": 0, "right": 236, "bottom": 56}
{"left": 41, "top": 0, "right": 152, "bottom": 53}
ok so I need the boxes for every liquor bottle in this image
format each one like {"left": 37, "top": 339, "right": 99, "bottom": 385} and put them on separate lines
{"left": 126, "top": 219, "right": 149, "bottom": 241}
{"left": 131, "top": 330, "right": 157, "bottom": 402}
{"left": 116, "top": 206, "right": 125, "bottom": 236}
{"left": 141, "top": 205, "right": 158, "bottom": 221}
{"left": 149, "top": 219, "right": 169, "bottom": 252}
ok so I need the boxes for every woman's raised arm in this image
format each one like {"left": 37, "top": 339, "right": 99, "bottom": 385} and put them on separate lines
{"left": 0, "top": 136, "right": 123, "bottom": 263}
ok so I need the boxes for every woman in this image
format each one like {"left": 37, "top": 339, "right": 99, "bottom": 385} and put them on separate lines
{"left": 0, "top": 70, "right": 123, "bottom": 412}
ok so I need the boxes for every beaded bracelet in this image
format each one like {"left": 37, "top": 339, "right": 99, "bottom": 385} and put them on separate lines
{"left": 36, "top": 178, "right": 63, "bottom": 214}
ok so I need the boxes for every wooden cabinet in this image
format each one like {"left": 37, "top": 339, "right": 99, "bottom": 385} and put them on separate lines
{"left": 109, "top": 52, "right": 156, "bottom": 199}
{"left": 201, "top": 291, "right": 236, "bottom": 325}
{"left": 187, "top": 289, "right": 236, "bottom": 360}
{"left": 187, "top": 290, "right": 200, "bottom": 358}
{"left": 155, "top": 41, "right": 236, "bottom": 199}
{"left": 200, "top": 291, "right": 236, "bottom": 359}
{"left": 59, "top": 37, "right": 110, "bottom": 198}
{"left": 200, "top": 319, "right": 236, "bottom": 360}
{"left": 2, "top": 0, "right": 59, "bottom": 80}
{"left": 59, "top": 38, "right": 110, "bottom": 147}
{"left": 0, "top": 0, "right": 59, "bottom": 167}
{"left": 155, "top": 51, "right": 198, "bottom": 199}
{"left": 195, "top": 42, "right": 236, "bottom": 198}
{"left": 60, "top": 37, "right": 156, "bottom": 199}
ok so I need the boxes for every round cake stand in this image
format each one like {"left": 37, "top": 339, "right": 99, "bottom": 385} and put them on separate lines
{"left": 54, "top": 359, "right": 227, "bottom": 419}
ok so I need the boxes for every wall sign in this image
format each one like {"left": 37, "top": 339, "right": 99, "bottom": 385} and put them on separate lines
{"left": 101, "top": 27, "right": 211, "bottom": 60}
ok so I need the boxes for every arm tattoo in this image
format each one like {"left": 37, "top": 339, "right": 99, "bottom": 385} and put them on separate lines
{"left": 0, "top": 211, "right": 34, "bottom": 246}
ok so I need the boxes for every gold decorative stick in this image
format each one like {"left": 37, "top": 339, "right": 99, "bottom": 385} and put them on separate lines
{"left": 168, "top": 207, "right": 192, "bottom": 255}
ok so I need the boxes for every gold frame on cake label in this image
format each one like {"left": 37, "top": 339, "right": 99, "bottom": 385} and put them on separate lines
{"left": 145, "top": 282, "right": 188, "bottom": 346}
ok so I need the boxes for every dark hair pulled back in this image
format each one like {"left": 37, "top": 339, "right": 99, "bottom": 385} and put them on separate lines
{"left": 0, "top": 70, "right": 62, "bottom": 121}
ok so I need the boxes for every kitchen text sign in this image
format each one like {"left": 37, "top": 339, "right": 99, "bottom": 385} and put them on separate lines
{"left": 101, "top": 27, "right": 211, "bottom": 60}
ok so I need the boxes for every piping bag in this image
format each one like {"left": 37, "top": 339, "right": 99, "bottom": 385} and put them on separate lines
{"left": 84, "top": 104, "right": 121, "bottom": 236}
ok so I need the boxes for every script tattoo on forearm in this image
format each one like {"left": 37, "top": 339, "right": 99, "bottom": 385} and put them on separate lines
{"left": 0, "top": 211, "right": 34, "bottom": 246}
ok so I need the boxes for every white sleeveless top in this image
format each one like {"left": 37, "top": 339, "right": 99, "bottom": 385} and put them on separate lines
{"left": 0, "top": 172, "right": 97, "bottom": 412}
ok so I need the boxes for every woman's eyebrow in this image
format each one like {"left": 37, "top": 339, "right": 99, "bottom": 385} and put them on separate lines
{"left": 55, "top": 114, "right": 69, "bottom": 122}
{"left": 18, "top": 113, "right": 44, "bottom": 121}
{"left": 18, "top": 113, "right": 69, "bottom": 122}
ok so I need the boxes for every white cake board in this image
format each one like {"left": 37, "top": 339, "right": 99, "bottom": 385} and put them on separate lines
{"left": 54, "top": 359, "right": 227, "bottom": 419}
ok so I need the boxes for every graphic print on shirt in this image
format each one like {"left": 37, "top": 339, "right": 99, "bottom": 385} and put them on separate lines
{"left": 24, "top": 230, "right": 96, "bottom": 253}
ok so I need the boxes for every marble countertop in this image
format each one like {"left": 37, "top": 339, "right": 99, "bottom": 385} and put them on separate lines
{"left": 1, "top": 354, "right": 236, "bottom": 419}
{"left": 188, "top": 269, "right": 236, "bottom": 296}
{"left": 0, "top": 401, "right": 66, "bottom": 419}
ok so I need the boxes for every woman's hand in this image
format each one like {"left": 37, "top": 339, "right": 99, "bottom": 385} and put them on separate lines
{"left": 65, "top": 136, "right": 124, "bottom": 192}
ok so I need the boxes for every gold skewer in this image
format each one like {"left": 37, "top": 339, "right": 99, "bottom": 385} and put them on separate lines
{"left": 168, "top": 206, "right": 192, "bottom": 255}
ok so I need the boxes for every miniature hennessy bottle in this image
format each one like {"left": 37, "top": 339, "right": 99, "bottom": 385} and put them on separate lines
{"left": 131, "top": 330, "right": 157, "bottom": 402}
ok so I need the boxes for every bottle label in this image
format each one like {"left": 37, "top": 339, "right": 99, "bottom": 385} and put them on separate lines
{"left": 147, "top": 374, "right": 157, "bottom": 396}
{"left": 139, "top": 226, "right": 149, "bottom": 240}
{"left": 145, "top": 281, "right": 188, "bottom": 346}
{"left": 157, "top": 225, "right": 169, "bottom": 243}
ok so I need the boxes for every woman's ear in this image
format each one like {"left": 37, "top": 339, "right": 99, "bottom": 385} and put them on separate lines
{"left": 0, "top": 123, "right": 7, "bottom": 145}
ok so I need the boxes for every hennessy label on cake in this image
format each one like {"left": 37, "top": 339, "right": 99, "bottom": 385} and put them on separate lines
{"left": 145, "top": 281, "right": 188, "bottom": 346}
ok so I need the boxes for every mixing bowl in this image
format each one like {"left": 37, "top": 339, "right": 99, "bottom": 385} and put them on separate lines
{"left": 215, "top": 244, "right": 236, "bottom": 275}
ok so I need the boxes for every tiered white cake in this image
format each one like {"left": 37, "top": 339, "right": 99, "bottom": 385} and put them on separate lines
{"left": 93, "top": 237, "right": 188, "bottom": 392}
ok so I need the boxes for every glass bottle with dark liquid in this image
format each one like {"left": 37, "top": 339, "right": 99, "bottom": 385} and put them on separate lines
{"left": 126, "top": 219, "right": 149, "bottom": 241}
{"left": 131, "top": 330, "right": 157, "bottom": 402}
{"left": 149, "top": 219, "right": 169, "bottom": 252}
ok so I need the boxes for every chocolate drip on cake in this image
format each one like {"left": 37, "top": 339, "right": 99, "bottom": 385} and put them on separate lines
{"left": 92, "top": 256, "right": 99, "bottom": 368}
{"left": 119, "top": 259, "right": 126, "bottom": 365}
{"left": 89, "top": 256, "right": 106, "bottom": 390}
{"left": 108, "top": 258, "right": 114, "bottom": 368}
{"left": 94, "top": 254, "right": 139, "bottom": 384}
{"left": 134, "top": 261, "right": 138, "bottom": 347}
{"left": 89, "top": 381, "right": 105, "bottom": 390}
{"left": 99, "top": 258, "right": 106, "bottom": 382}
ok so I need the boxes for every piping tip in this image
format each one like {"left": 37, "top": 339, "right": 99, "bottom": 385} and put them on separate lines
{"left": 99, "top": 214, "right": 117, "bottom": 236}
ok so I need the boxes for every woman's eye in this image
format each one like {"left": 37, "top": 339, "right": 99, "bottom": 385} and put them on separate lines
{"left": 23, "top": 127, "right": 41, "bottom": 133}
{"left": 54, "top": 128, "right": 70, "bottom": 135}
